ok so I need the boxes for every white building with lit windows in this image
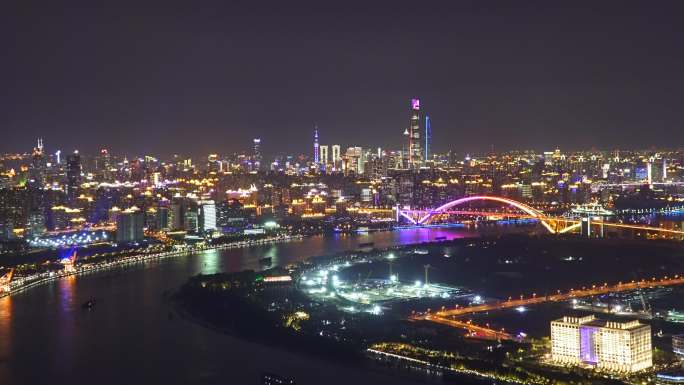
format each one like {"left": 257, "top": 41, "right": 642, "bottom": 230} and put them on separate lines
{"left": 551, "top": 315, "right": 652, "bottom": 372}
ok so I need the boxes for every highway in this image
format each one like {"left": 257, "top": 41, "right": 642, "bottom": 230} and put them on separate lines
{"left": 413, "top": 274, "right": 684, "bottom": 339}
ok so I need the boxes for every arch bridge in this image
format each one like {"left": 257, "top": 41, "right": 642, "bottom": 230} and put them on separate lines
{"left": 397, "top": 195, "right": 579, "bottom": 234}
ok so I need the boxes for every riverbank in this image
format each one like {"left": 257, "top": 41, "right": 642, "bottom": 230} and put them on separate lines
{"left": 171, "top": 233, "right": 684, "bottom": 385}
{"left": 1, "top": 234, "right": 303, "bottom": 298}
{"left": 0, "top": 227, "right": 500, "bottom": 385}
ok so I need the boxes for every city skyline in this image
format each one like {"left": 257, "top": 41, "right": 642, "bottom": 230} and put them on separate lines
{"left": 3, "top": 1, "right": 684, "bottom": 156}
{"left": 4, "top": 3, "right": 684, "bottom": 385}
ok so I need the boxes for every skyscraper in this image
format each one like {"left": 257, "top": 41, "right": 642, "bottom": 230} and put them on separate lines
{"left": 66, "top": 150, "right": 82, "bottom": 200}
{"left": 331, "top": 145, "right": 341, "bottom": 170}
{"left": 424, "top": 115, "right": 431, "bottom": 162}
{"left": 313, "top": 126, "right": 320, "bottom": 165}
{"left": 97, "top": 148, "right": 112, "bottom": 181}
{"left": 407, "top": 98, "right": 423, "bottom": 168}
{"left": 116, "top": 209, "right": 144, "bottom": 243}
{"left": 199, "top": 200, "right": 217, "bottom": 233}
{"left": 319, "top": 145, "right": 329, "bottom": 169}
{"left": 28, "top": 138, "right": 46, "bottom": 188}
{"left": 253, "top": 138, "right": 262, "bottom": 170}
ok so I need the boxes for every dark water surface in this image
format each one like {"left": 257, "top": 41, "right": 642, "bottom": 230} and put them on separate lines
{"left": 0, "top": 228, "right": 487, "bottom": 385}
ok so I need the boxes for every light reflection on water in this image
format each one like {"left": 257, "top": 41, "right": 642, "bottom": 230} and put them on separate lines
{"left": 197, "top": 249, "right": 221, "bottom": 275}
{"left": 0, "top": 227, "right": 517, "bottom": 385}
{"left": 0, "top": 295, "right": 12, "bottom": 380}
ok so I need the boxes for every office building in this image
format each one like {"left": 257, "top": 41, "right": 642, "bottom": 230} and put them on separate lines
{"left": 199, "top": 200, "right": 217, "bottom": 233}
{"left": 319, "top": 145, "right": 329, "bottom": 169}
{"left": 184, "top": 210, "right": 198, "bottom": 233}
{"left": 407, "top": 98, "right": 423, "bottom": 168}
{"left": 424, "top": 115, "right": 431, "bottom": 162}
{"left": 28, "top": 138, "right": 46, "bottom": 188}
{"left": 66, "top": 150, "right": 82, "bottom": 200}
{"left": 331, "top": 144, "right": 341, "bottom": 170}
{"left": 551, "top": 315, "right": 652, "bottom": 372}
{"left": 674, "top": 334, "right": 684, "bottom": 357}
{"left": 253, "top": 138, "right": 262, "bottom": 170}
{"left": 156, "top": 206, "right": 171, "bottom": 231}
{"left": 116, "top": 209, "right": 144, "bottom": 243}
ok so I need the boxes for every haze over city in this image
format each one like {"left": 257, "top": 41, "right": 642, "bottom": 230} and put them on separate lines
{"left": 3, "top": 1, "right": 684, "bottom": 156}
{"left": 3, "top": 2, "right": 684, "bottom": 385}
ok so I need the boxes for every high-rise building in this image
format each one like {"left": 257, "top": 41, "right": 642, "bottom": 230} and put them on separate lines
{"left": 313, "top": 126, "right": 320, "bottom": 165}
{"left": 331, "top": 145, "right": 341, "bottom": 170}
{"left": 96, "top": 148, "right": 112, "bottom": 181}
{"left": 424, "top": 115, "right": 431, "bottom": 162}
{"left": 344, "top": 147, "right": 365, "bottom": 175}
{"left": 156, "top": 206, "right": 171, "bottom": 231}
{"left": 27, "top": 211, "right": 46, "bottom": 236}
{"left": 66, "top": 151, "right": 82, "bottom": 200}
{"left": 184, "top": 210, "right": 198, "bottom": 233}
{"left": 199, "top": 200, "right": 217, "bottom": 233}
{"left": 170, "top": 202, "right": 182, "bottom": 231}
{"left": 253, "top": 138, "right": 262, "bottom": 170}
{"left": 551, "top": 315, "right": 652, "bottom": 372}
{"left": 674, "top": 334, "right": 684, "bottom": 357}
{"left": 319, "top": 145, "right": 329, "bottom": 169}
{"left": 28, "top": 138, "right": 46, "bottom": 188}
{"left": 116, "top": 209, "right": 144, "bottom": 243}
{"left": 407, "top": 98, "right": 423, "bottom": 168}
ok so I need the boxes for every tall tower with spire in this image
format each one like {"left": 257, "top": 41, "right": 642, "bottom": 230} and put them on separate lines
{"left": 313, "top": 125, "right": 320, "bottom": 165}
{"left": 407, "top": 98, "right": 424, "bottom": 168}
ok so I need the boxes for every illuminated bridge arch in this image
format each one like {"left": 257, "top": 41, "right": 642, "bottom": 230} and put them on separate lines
{"left": 401, "top": 195, "right": 558, "bottom": 233}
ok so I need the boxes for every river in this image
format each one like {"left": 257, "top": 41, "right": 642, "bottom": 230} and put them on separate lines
{"left": 0, "top": 227, "right": 491, "bottom": 385}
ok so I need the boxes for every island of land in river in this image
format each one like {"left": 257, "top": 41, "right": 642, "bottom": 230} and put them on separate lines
{"left": 175, "top": 234, "right": 684, "bottom": 385}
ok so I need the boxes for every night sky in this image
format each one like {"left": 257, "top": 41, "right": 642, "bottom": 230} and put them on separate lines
{"left": 2, "top": 1, "right": 684, "bottom": 157}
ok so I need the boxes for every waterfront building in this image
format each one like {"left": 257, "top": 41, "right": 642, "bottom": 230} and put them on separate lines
{"left": 184, "top": 210, "right": 198, "bottom": 233}
{"left": 199, "top": 200, "right": 217, "bottom": 233}
{"left": 116, "top": 209, "right": 144, "bottom": 243}
{"left": 156, "top": 206, "right": 170, "bottom": 231}
{"left": 145, "top": 207, "right": 158, "bottom": 230}
{"left": 674, "top": 334, "right": 684, "bottom": 357}
{"left": 656, "top": 371, "right": 684, "bottom": 384}
{"left": 551, "top": 315, "right": 652, "bottom": 372}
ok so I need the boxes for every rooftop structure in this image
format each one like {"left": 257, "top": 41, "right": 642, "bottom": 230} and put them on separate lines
{"left": 551, "top": 315, "right": 652, "bottom": 372}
